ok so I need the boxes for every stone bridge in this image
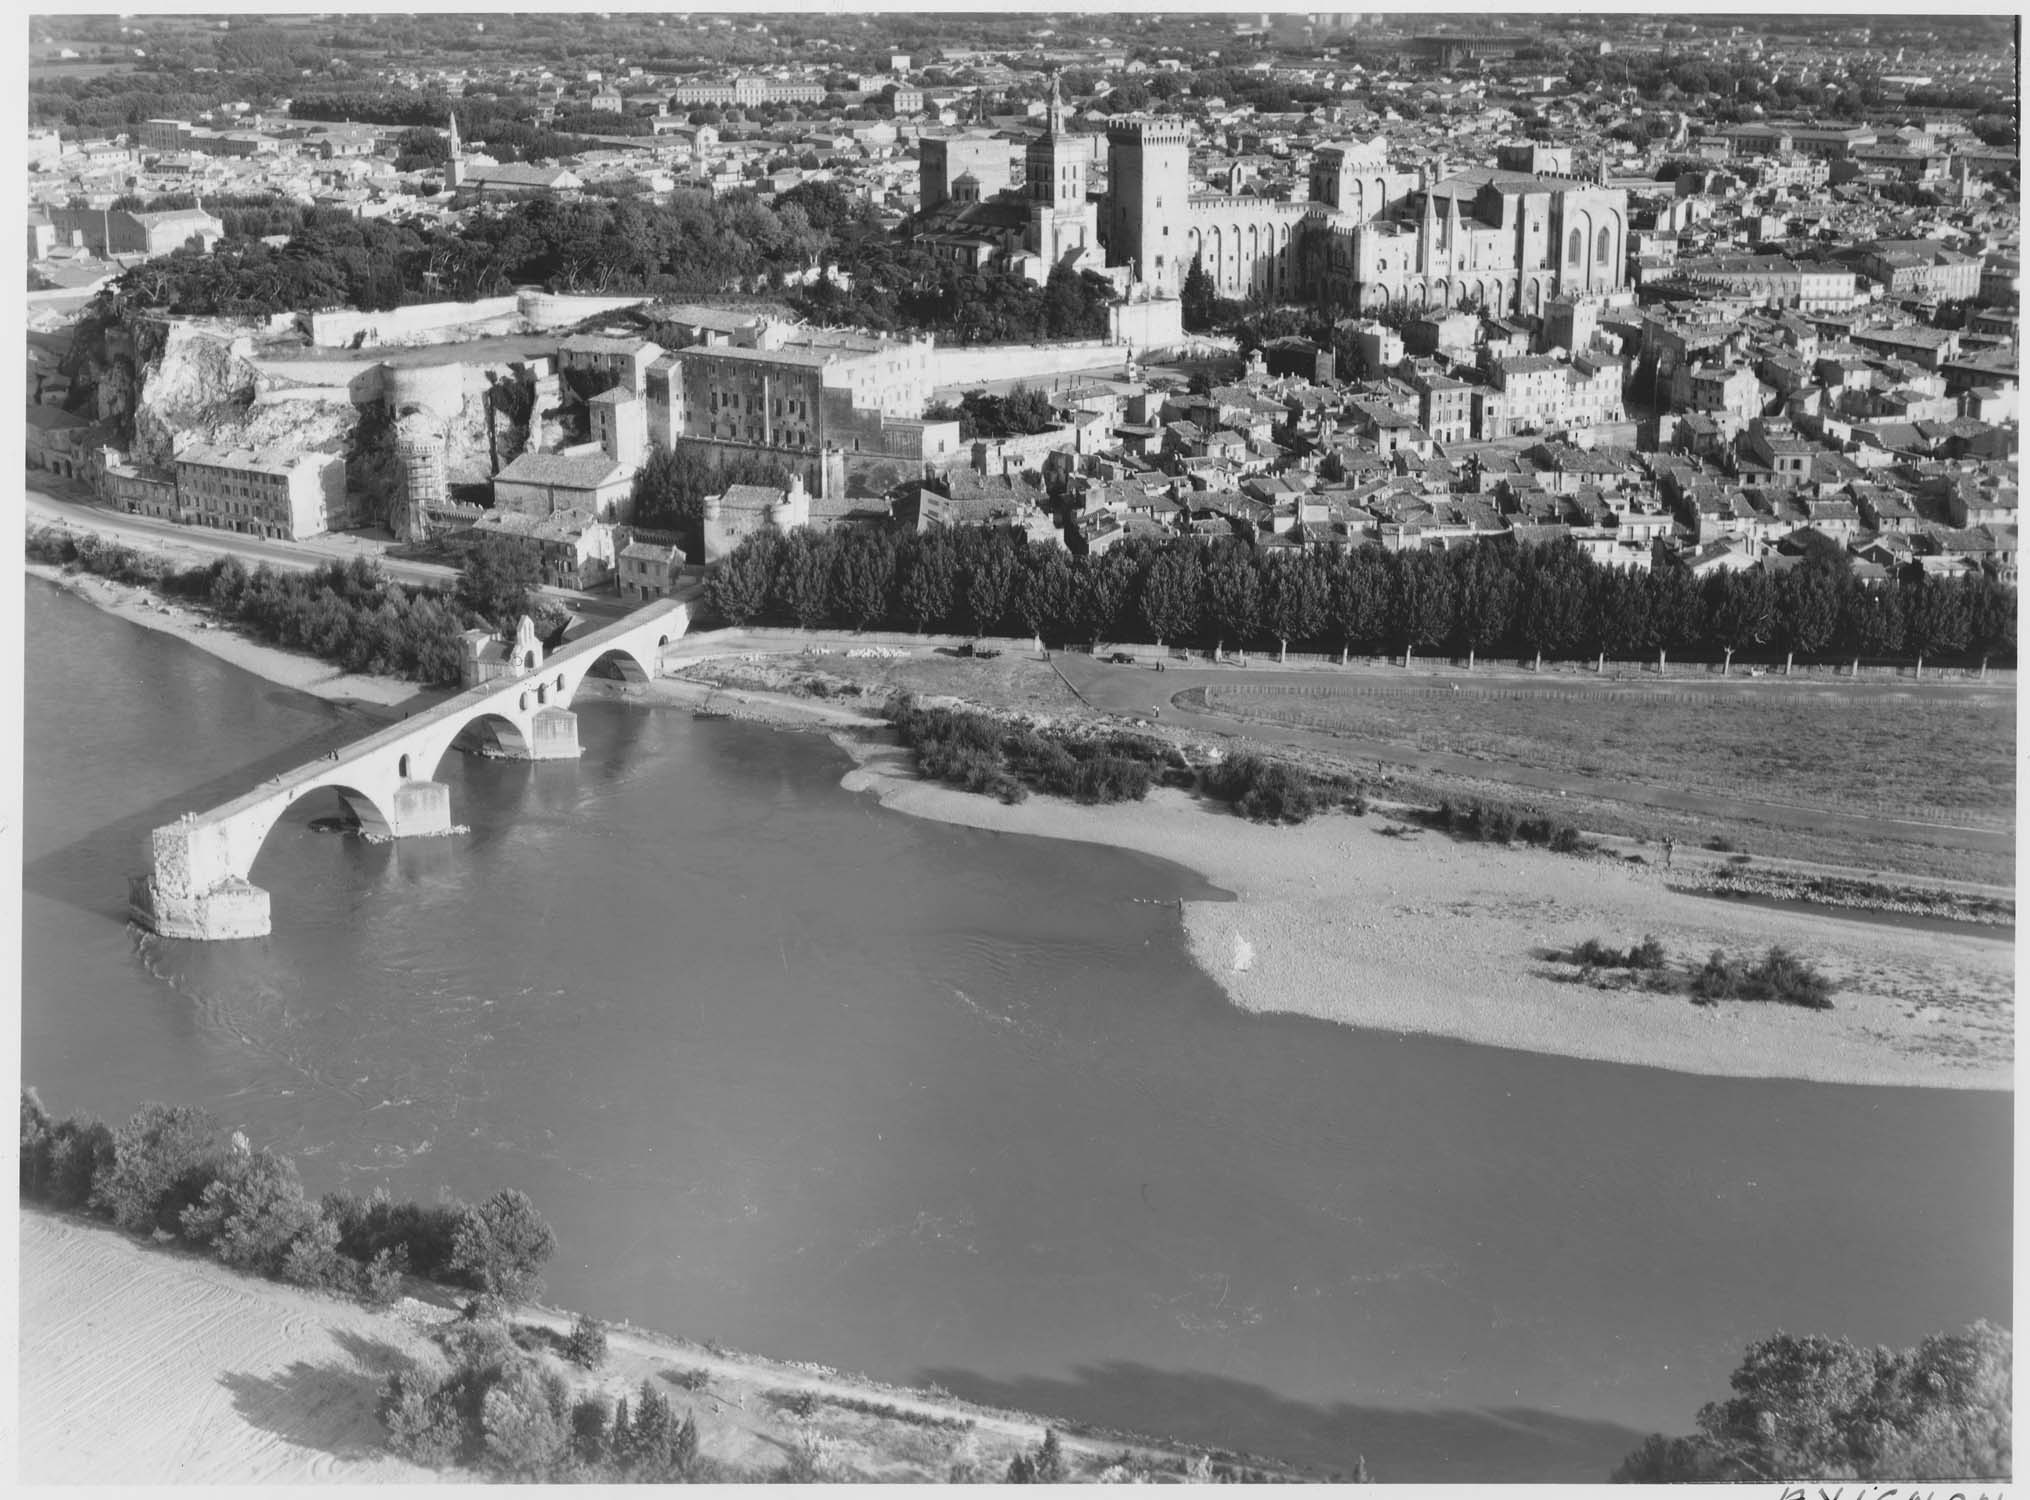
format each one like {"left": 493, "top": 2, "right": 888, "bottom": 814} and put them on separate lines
{"left": 130, "top": 598, "right": 690, "bottom": 940}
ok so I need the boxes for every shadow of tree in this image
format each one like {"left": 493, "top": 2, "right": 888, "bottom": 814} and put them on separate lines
{"left": 217, "top": 1330, "right": 418, "bottom": 1467}
{"left": 913, "top": 1360, "right": 1652, "bottom": 1484}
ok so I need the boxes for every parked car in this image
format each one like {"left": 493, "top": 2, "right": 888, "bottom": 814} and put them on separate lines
{"left": 1109, "top": 652, "right": 1136, "bottom": 665}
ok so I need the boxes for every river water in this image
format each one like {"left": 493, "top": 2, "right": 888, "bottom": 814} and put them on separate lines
{"left": 22, "top": 578, "right": 2012, "bottom": 1482}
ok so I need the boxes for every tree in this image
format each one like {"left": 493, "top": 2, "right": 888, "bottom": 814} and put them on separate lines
{"left": 1705, "top": 567, "right": 1775, "bottom": 674}
{"left": 1332, "top": 544, "right": 1393, "bottom": 661}
{"left": 448, "top": 1189, "right": 557, "bottom": 1304}
{"left": 1516, "top": 541, "right": 1585, "bottom": 669}
{"left": 564, "top": 1313, "right": 607, "bottom": 1371}
{"left": 706, "top": 531, "right": 778, "bottom": 624}
{"left": 1963, "top": 571, "right": 2017, "bottom": 671}
{"left": 380, "top": 1367, "right": 463, "bottom": 1468}
{"left": 1137, "top": 545, "right": 1203, "bottom": 648}
{"left": 93, "top": 1102, "right": 219, "bottom": 1233}
{"left": 1612, "top": 1323, "right": 2011, "bottom": 1483}
{"left": 1390, "top": 547, "right": 1456, "bottom": 664}
{"left": 1181, "top": 253, "right": 1217, "bottom": 332}
{"left": 629, "top": 444, "right": 716, "bottom": 559}
{"left": 1015, "top": 543, "right": 1076, "bottom": 646}
{"left": 768, "top": 529, "right": 835, "bottom": 629}
{"left": 1775, "top": 551, "right": 1846, "bottom": 666}
{"left": 897, "top": 529, "right": 959, "bottom": 632}
{"left": 457, "top": 534, "right": 543, "bottom": 632}
{"left": 1264, "top": 551, "right": 1328, "bottom": 661}
{"left": 1901, "top": 569, "right": 1971, "bottom": 670}
{"left": 959, "top": 533, "right": 1019, "bottom": 636}
{"left": 1034, "top": 1429, "right": 1069, "bottom": 1483}
{"left": 481, "top": 1361, "right": 571, "bottom": 1478}
{"left": 1642, "top": 548, "right": 1702, "bottom": 669}
{"left": 828, "top": 529, "right": 898, "bottom": 630}
{"left": 1203, "top": 541, "right": 1264, "bottom": 653}
{"left": 180, "top": 1144, "right": 317, "bottom": 1275}
{"left": 1073, "top": 550, "right": 1135, "bottom": 648}
{"left": 1449, "top": 541, "right": 1517, "bottom": 668}
{"left": 1839, "top": 575, "right": 1905, "bottom": 663}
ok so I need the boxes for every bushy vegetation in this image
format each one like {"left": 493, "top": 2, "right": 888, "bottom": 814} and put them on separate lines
{"left": 20, "top": 1087, "right": 557, "bottom": 1305}
{"left": 1426, "top": 797, "right": 1586, "bottom": 854}
{"left": 29, "top": 528, "right": 471, "bottom": 684}
{"left": 1571, "top": 934, "right": 1668, "bottom": 971}
{"left": 705, "top": 529, "right": 2016, "bottom": 672}
{"left": 382, "top": 1327, "right": 703, "bottom": 1482}
{"left": 1690, "top": 946, "right": 1837, "bottom": 1010}
{"left": 884, "top": 696, "right": 1178, "bottom": 808}
{"left": 824, "top": 1394, "right": 975, "bottom": 1432}
{"left": 1203, "top": 752, "right": 1356, "bottom": 824}
{"left": 1613, "top": 1323, "right": 2011, "bottom": 1482}
{"left": 1559, "top": 939, "right": 1838, "bottom": 1010}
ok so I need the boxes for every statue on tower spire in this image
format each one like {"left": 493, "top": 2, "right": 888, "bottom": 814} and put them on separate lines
{"left": 1047, "top": 72, "right": 1066, "bottom": 136}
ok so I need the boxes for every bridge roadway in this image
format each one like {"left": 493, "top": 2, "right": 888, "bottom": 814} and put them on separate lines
{"left": 130, "top": 597, "right": 690, "bottom": 940}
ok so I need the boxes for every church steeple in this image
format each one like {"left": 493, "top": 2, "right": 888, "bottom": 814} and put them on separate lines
{"left": 1046, "top": 72, "right": 1066, "bottom": 136}
{"left": 445, "top": 109, "right": 464, "bottom": 191}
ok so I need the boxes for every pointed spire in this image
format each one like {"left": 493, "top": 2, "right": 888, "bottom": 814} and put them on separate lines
{"left": 447, "top": 109, "right": 460, "bottom": 162}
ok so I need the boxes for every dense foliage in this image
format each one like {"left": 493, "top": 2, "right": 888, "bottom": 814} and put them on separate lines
{"left": 922, "top": 385, "right": 1057, "bottom": 441}
{"left": 629, "top": 443, "right": 795, "bottom": 562}
{"left": 704, "top": 528, "right": 2016, "bottom": 670}
{"left": 1613, "top": 1324, "right": 2011, "bottom": 1481}
{"left": 1202, "top": 752, "right": 1360, "bottom": 824}
{"left": 20, "top": 1087, "right": 558, "bottom": 1307}
{"left": 792, "top": 237, "right": 1117, "bottom": 344}
{"left": 29, "top": 529, "right": 471, "bottom": 684}
{"left": 884, "top": 697, "right": 1189, "bottom": 807}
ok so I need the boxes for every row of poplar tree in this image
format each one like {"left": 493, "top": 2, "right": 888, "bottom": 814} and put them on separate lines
{"left": 704, "top": 527, "right": 2018, "bottom": 668}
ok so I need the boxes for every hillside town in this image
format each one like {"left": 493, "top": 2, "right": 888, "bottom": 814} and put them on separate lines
{"left": 26, "top": 12, "right": 2018, "bottom": 628}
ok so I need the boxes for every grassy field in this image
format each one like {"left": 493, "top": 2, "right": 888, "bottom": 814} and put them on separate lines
{"left": 1202, "top": 680, "right": 2016, "bottom": 832}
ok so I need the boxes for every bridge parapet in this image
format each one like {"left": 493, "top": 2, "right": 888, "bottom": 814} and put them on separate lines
{"left": 130, "top": 598, "right": 689, "bottom": 940}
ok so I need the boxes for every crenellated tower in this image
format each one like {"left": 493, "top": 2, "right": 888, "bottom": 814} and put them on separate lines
{"left": 1104, "top": 116, "right": 1191, "bottom": 295}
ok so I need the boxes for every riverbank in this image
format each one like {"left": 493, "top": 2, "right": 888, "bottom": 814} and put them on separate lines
{"left": 34, "top": 566, "right": 2012, "bottom": 1091}
{"left": 25, "top": 563, "right": 426, "bottom": 714}
{"left": 18, "top": 1207, "right": 1293, "bottom": 1483}
{"left": 827, "top": 733, "right": 2011, "bottom": 1092}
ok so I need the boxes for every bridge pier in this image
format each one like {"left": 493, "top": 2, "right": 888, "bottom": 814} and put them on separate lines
{"left": 502, "top": 707, "right": 581, "bottom": 761}
{"left": 343, "top": 779, "right": 454, "bottom": 839}
{"left": 129, "top": 820, "right": 274, "bottom": 939}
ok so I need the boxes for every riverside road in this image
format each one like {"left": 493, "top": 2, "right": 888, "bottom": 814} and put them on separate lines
{"left": 1053, "top": 653, "right": 2016, "bottom": 861}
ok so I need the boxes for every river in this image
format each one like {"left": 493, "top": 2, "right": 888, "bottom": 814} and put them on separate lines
{"left": 21, "top": 577, "right": 2012, "bottom": 1483}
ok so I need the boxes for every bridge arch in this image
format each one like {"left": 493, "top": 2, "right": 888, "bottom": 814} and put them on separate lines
{"left": 238, "top": 779, "right": 402, "bottom": 878}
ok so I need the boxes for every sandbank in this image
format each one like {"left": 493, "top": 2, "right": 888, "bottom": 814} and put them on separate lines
{"left": 832, "top": 736, "right": 2013, "bottom": 1091}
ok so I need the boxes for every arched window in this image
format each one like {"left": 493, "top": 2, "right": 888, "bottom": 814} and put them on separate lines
{"left": 1597, "top": 227, "right": 1612, "bottom": 265}
{"left": 1568, "top": 228, "right": 1583, "bottom": 265}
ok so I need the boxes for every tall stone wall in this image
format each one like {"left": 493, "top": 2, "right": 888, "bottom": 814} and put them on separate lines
{"left": 304, "top": 296, "right": 521, "bottom": 349}
{"left": 517, "top": 289, "right": 658, "bottom": 331}
{"left": 927, "top": 340, "right": 1122, "bottom": 390}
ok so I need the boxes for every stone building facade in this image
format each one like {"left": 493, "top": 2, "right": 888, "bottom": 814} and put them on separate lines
{"left": 1101, "top": 118, "right": 1631, "bottom": 318}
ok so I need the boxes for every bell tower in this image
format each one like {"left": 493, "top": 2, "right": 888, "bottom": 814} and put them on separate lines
{"left": 445, "top": 109, "right": 465, "bottom": 191}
